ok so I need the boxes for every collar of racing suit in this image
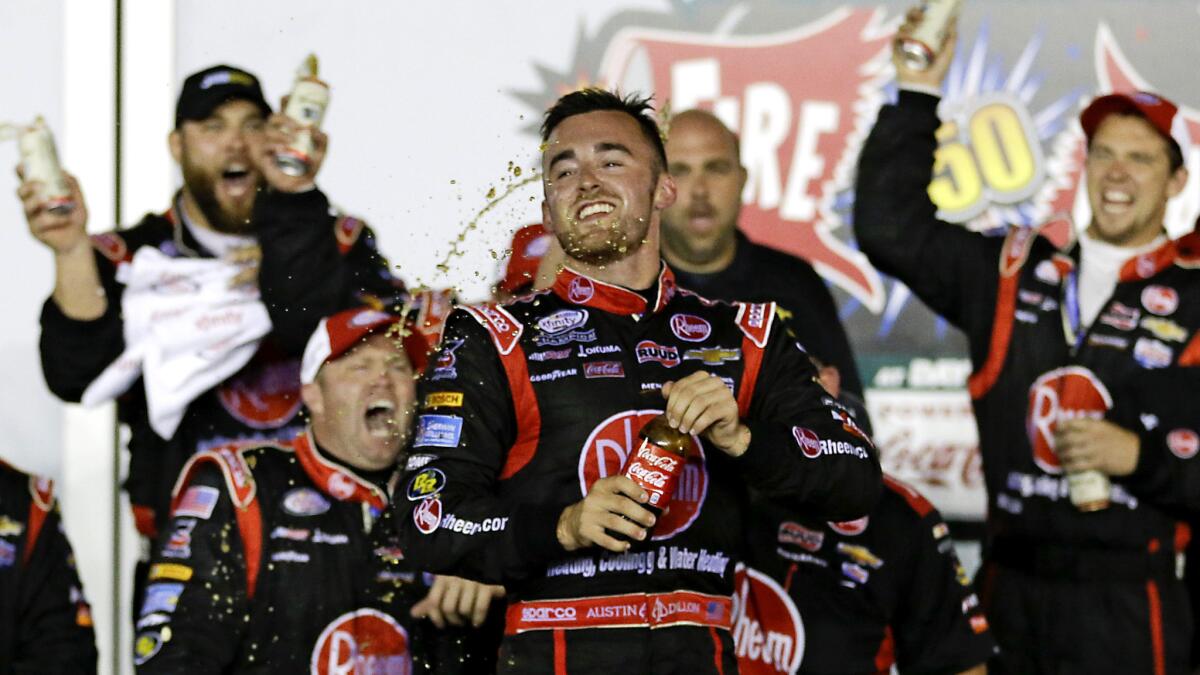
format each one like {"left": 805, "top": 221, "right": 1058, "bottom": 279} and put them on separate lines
{"left": 293, "top": 427, "right": 392, "bottom": 511}
{"left": 551, "top": 261, "right": 678, "bottom": 315}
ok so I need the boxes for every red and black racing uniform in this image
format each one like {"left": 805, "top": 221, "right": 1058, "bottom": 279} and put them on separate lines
{"left": 855, "top": 90, "right": 1200, "bottom": 674}
{"left": 39, "top": 188, "right": 407, "bottom": 539}
{"left": 133, "top": 428, "right": 476, "bottom": 674}
{"left": 743, "top": 474, "right": 996, "bottom": 674}
{"left": 0, "top": 461, "right": 96, "bottom": 673}
{"left": 395, "top": 263, "right": 881, "bottom": 675}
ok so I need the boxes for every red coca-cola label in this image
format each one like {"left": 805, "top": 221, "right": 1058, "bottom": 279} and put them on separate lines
{"left": 310, "top": 608, "right": 410, "bottom": 674}
{"left": 1026, "top": 366, "right": 1113, "bottom": 474}
{"left": 579, "top": 410, "right": 707, "bottom": 539}
{"left": 731, "top": 565, "right": 805, "bottom": 674}
{"left": 621, "top": 438, "right": 685, "bottom": 509}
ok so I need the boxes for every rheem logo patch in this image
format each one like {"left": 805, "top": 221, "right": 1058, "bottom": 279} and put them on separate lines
{"left": 731, "top": 565, "right": 805, "bottom": 674}
{"left": 1026, "top": 367, "right": 1113, "bottom": 474}
{"left": 310, "top": 608, "right": 410, "bottom": 674}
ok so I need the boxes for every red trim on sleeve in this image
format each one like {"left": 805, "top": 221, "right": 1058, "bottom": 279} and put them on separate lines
{"left": 710, "top": 626, "right": 726, "bottom": 675}
{"left": 1177, "top": 331, "right": 1200, "bottom": 366}
{"left": 22, "top": 476, "right": 54, "bottom": 567}
{"left": 873, "top": 625, "right": 895, "bottom": 674}
{"left": 334, "top": 215, "right": 365, "bottom": 254}
{"left": 882, "top": 475, "right": 935, "bottom": 517}
{"left": 1175, "top": 522, "right": 1191, "bottom": 553}
{"left": 553, "top": 629, "right": 568, "bottom": 675}
{"left": 497, "top": 344, "right": 542, "bottom": 480}
{"left": 237, "top": 499, "right": 264, "bottom": 599}
{"left": 1146, "top": 580, "right": 1166, "bottom": 675}
{"left": 131, "top": 504, "right": 158, "bottom": 539}
{"left": 967, "top": 227, "right": 1036, "bottom": 399}
{"left": 734, "top": 303, "right": 774, "bottom": 417}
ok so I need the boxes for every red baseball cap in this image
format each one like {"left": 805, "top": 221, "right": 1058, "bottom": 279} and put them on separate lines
{"left": 300, "top": 306, "right": 430, "bottom": 384}
{"left": 1080, "top": 91, "right": 1189, "bottom": 156}
{"left": 497, "top": 224, "right": 552, "bottom": 295}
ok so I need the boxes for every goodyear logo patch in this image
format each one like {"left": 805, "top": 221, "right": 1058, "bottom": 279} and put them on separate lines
{"left": 406, "top": 468, "right": 447, "bottom": 502}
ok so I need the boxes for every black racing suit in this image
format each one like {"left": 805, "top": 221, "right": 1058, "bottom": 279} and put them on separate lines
{"left": 39, "top": 187, "right": 407, "bottom": 539}
{"left": 743, "top": 474, "right": 996, "bottom": 674}
{"left": 133, "top": 427, "right": 474, "bottom": 673}
{"left": 673, "top": 229, "right": 864, "bottom": 398}
{"left": 0, "top": 461, "right": 97, "bottom": 673}
{"left": 855, "top": 90, "right": 1200, "bottom": 674}
{"left": 395, "top": 263, "right": 881, "bottom": 674}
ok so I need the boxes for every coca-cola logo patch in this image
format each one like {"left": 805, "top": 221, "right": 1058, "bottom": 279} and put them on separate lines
{"left": 310, "top": 608, "right": 410, "bottom": 675}
{"left": 568, "top": 276, "right": 595, "bottom": 304}
{"left": 670, "top": 314, "right": 713, "bottom": 342}
{"left": 1167, "top": 428, "right": 1200, "bottom": 460}
{"left": 1141, "top": 285, "right": 1179, "bottom": 316}
{"left": 578, "top": 409, "right": 707, "bottom": 539}
{"left": 217, "top": 357, "right": 303, "bottom": 430}
{"left": 1026, "top": 366, "right": 1113, "bottom": 474}
{"left": 732, "top": 565, "right": 804, "bottom": 674}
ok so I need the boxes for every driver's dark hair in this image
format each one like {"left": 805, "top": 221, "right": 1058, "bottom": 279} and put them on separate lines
{"left": 541, "top": 88, "right": 667, "bottom": 171}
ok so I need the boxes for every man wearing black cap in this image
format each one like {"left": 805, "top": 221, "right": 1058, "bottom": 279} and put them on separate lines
{"left": 853, "top": 8, "right": 1200, "bottom": 674}
{"left": 19, "top": 64, "right": 407, "bottom": 548}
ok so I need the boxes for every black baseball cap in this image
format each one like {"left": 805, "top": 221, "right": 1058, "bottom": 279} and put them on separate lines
{"left": 175, "top": 65, "right": 271, "bottom": 127}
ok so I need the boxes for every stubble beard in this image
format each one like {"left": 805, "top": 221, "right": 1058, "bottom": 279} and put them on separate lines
{"left": 180, "top": 152, "right": 259, "bottom": 235}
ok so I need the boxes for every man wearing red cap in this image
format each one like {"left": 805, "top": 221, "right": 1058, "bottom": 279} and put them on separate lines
{"left": 132, "top": 307, "right": 486, "bottom": 673}
{"left": 853, "top": 8, "right": 1200, "bottom": 674}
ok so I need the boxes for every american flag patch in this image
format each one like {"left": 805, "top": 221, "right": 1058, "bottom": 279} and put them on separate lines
{"left": 173, "top": 486, "right": 220, "bottom": 520}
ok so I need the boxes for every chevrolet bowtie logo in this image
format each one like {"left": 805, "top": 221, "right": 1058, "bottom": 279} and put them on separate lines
{"left": 682, "top": 348, "right": 742, "bottom": 365}
{"left": 836, "top": 542, "right": 884, "bottom": 569}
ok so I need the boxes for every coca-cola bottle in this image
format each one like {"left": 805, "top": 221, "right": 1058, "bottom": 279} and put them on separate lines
{"left": 620, "top": 414, "right": 690, "bottom": 523}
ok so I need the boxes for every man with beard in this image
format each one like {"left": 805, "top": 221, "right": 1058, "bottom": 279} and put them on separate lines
{"left": 396, "top": 88, "right": 880, "bottom": 674}
{"left": 660, "top": 109, "right": 863, "bottom": 399}
{"left": 133, "top": 306, "right": 495, "bottom": 673}
{"left": 854, "top": 8, "right": 1200, "bottom": 674}
{"left": 20, "top": 65, "right": 407, "bottom": 547}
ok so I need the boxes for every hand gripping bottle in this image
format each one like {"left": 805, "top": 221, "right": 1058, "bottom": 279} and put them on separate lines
{"left": 895, "top": 0, "right": 961, "bottom": 71}
{"left": 275, "top": 54, "right": 330, "bottom": 177}
{"left": 19, "top": 117, "right": 75, "bottom": 214}
{"left": 620, "top": 414, "right": 691, "bottom": 522}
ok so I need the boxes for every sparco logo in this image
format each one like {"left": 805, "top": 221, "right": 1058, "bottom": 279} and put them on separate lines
{"left": 521, "top": 606, "right": 577, "bottom": 622}
{"left": 635, "top": 340, "right": 681, "bottom": 367}
{"left": 579, "top": 409, "right": 707, "bottom": 539}
{"left": 670, "top": 314, "right": 713, "bottom": 342}
{"left": 731, "top": 565, "right": 804, "bottom": 674}
{"left": 310, "top": 608, "right": 410, "bottom": 675}
{"left": 1027, "top": 367, "right": 1113, "bottom": 474}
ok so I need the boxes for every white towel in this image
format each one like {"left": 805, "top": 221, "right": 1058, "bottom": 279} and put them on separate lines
{"left": 81, "top": 246, "right": 272, "bottom": 439}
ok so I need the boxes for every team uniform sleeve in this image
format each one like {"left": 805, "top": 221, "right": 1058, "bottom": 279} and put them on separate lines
{"left": 891, "top": 510, "right": 996, "bottom": 674}
{"left": 1119, "top": 366, "right": 1200, "bottom": 513}
{"left": 779, "top": 259, "right": 865, "bottom": 398}
{"left": 134, "top": 467, "right": 249, "bottom": 674}
{"left": 394, "top": 311, "right": 568, "bottom": 586}
{"left": 13, "top": 504, "right": 98, "bottom": 674}
{"left": 38, "top": 249, "right": 124, "bottom": 402}
{"left": 734, "top": 315, "right": 882, "bottom": 521}
{"left": 255, "top": 187, "right": 408, "bottom": 355}
{"left": 853, "top": 90, "right": 1003, "bottom": 333}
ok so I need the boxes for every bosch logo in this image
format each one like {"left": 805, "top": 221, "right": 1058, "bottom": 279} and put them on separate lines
{"left": 791, "top": 427, "right": 822, "bottom": 459}
{"left": 1027, "top": 367, "right": 1113, "bottom": 474}
{"left": 568, "top": 276, "right": 595, "bottom": 303}
{"left": 521, "top": 606, "right": 578, "bottom": 622}
{"left": 670, "top": 314, "right": 713, "bottom": 342}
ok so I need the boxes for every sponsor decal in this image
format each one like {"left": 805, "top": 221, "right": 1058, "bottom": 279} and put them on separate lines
{"left": 528, "top": 348, "right": 571, "bottom": 362}
{"left": 271, "top": 550, "right": 311, "bottom": 564}
{"left": 522, "top": 606, "right": 577, "bottom": 622}
{"left": 1018, "top": 289, "right": 1044, "bottom": 305}
{"left": 635, "top": 340, "right": 681, "bottom": 367}
{"left": 133, "top": 629, "right": 164, "bottom": 666}
{"left": 423, "top": 392, "right": 463, "bottom": 409}
{"left": 567, "top": 276, "right": 595, "bottom": 303}
{"left": 1133, "top": 337, "right": 1173, "bottom": 369}
{"left": 1141, "top": 285, "right": 1179, "bottom": 316}
{"left": 414, "top": 415, "right": 464, "bottom": 448}
{"left": 438, "top": 513, "right": 509, "bottom": 535}
{"left": 932, "top": 523, "right": 950, "bottom": 540}
{"left": 1086, "top": 334, "right": 1129, "bottom": 350}
{"left": 537, "top": 309, "right": 589, "bottom": 335}
{"left": 970, "top": 614, "right": 990, "bottom": 634}
{"left": 1034, "top": 260, "right": 1061, "bottom": 284}
{"left": 777, "top": 521, "right": 824, "bottom": 552}
{"left": 577, "top": 343, "right": 622, "bottom": 358}
{"left": 683, "top": 347, "right": 742, "bottom": 365}
{"left": 731, "top": 565, "right": 805, "bottom": 675}
{"left": 0, "top": 516, "right": 24, "bottom": 538}
{"left": 282, "top": 487, "right": 331, "bottom": 517}
{"left": 404, "top": 454, "right": 436, "bottom": 471}
{"left": 148, "top": 563, "right": 193, "bottom": 582}
{"left": 1027, "top": 367, "right": 1113, "bottom": 473}
{"left": 962, "top": 593, "right": 980, "bottom": 613}
{"left": 535, "top": 327, "right": 597, "bottom": 347}
{"left": 270, "top": 526, "right": 310, "bottom": 542}
{"left": 136, "top": 613, "right": 170, "bottom": 630}
{"left": 584, "top": 361, "right": 626, "bottom": 379}
{"left": 828, "top": 516, "right": 869, "bottom": 537}
{"left": 670, "top": 314, "right": 713, "bottom": 342}
{"left": 836, "top": 543, "right": 884, "bottom": 569}
{"left": 530, "top": 368, "right": 578, "bottom": 383}
{"left": 311, "top": 608, "right": 411, "bottom": 675}
{"left": 431, "top": 338, "right": 465, "bottom": 381}
{"left": 1140, "top": 317, "right": 1188, "bottom": 343}
{"left": 955, "top": 561, "right": 972, "bottom": 586}
{"left": 0, "top": 540, "right": 14, "bottom": 567}
{"left": 163, "top": 519, "right": 197, "bottom": 559}
{"left": 1015, "top": 309, "right": 1038, "bottom": 324}
{"left": 140, "top": 583, "right": 184, "bottom": 616}
{"left": 217, "top": 358, "right": 302, "bottom": 430}
{"left": 1167, "top": 429, "right": 1200, "bottom": 460}
{"left": 413, "top": 497, "right": 442, "bottom": 535}
{"left": 791, "top": 427, "right": 822, "bottom": 459}
{"left": 579, "top": 409, "right": 708, "bottom": 539}
{"left": 173, "top": 485, "right": 220, "bottom": 520}
{"left": 406, "top": 468, "right": 447, "bottom": 501}
{"left": 312, "top": 530, "right": 349, "bottom": 545}
{"left": 326, "top": 473, "right": 357, "bottom": 501}
{"left": 841, "top": 561, "right": 869, "bottom": 584}
{"left": 349, "top": 309, "right": 391, "bottom": 327}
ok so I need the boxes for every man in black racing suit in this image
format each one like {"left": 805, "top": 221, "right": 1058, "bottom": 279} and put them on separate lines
{"left": 396, "top": 88, "right": 881, "bottom": 674}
